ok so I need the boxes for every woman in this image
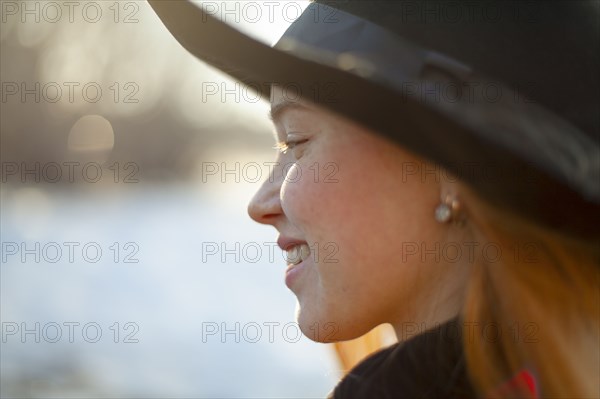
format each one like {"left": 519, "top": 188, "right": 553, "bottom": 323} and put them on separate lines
{"left": 149, "top": 1, "right": 600, "bottom": 397}
{"left": 250, "top": 83, "right": 599, "bottom": 398}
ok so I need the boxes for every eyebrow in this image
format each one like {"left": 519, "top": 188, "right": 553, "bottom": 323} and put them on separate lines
{"left": 268, "top": 100, "right": 309, "bottom": 124}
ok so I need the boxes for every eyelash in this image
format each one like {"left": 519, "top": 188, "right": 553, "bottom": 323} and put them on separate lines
{"left": 274, "top": 139, "right": 308, "bottom": 154}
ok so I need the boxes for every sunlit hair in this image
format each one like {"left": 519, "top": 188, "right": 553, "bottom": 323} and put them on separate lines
{"left": 460, "top": 185, "right": 600, "bottom": 398}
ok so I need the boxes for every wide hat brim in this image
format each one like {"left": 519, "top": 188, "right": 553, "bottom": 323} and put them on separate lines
{"left": 148, "top": 0, "right": 600, "bottom": 238}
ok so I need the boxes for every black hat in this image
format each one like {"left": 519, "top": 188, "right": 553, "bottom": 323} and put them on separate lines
{"left": 148, "top": 0, "right": 600, "bottom": 238}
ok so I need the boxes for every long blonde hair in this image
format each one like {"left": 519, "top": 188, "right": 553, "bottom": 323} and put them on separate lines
{"left": 462, "top": 188, "right": 600, "bottom": 398}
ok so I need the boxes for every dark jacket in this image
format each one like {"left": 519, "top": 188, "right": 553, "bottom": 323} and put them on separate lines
{"left": 327, "top": 317, "right": 477, "bottom": 399}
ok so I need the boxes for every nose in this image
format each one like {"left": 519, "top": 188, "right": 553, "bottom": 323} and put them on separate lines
{"left": 247, "top": 164, "right": 283, "bottom": 225}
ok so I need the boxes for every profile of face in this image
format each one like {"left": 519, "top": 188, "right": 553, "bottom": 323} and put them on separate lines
{"left": 248, "top": 85, "right": 471, "bottom": 343}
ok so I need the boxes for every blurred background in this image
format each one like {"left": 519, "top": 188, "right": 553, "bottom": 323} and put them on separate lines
{"left": 0, "top": 1, "right": 391, "bottom": 397}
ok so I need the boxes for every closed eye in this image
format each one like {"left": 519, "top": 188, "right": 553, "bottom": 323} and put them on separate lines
{"left": 274, "top": 139, "right": 309, "bottom": 154}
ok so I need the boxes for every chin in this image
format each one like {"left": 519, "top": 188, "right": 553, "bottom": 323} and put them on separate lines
{"left": 295, "top": 303, "right": 373, "bottom": 343}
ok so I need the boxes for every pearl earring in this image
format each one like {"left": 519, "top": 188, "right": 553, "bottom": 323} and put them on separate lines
{"left": 434, "top": 195, "right": 463, "bottom": 224}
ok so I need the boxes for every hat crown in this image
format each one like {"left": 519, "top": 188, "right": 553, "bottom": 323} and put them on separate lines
{"left": 315, "top": 0, "right": 600, "bottom": 141}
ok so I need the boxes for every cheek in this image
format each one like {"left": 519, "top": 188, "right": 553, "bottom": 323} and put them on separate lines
{"left": 278, "top": 144, "right": 376, "bottom": 275}
{"left": 280, "top": 161, "right": 338, "bottom": 234}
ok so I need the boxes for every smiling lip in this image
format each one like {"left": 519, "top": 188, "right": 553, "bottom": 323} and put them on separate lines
{"left": 277, "top": 235, "right": 309, "bottom": 288}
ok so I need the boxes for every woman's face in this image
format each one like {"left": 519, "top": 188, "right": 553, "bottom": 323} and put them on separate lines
{"left": 248, "top": 86, "right": 470, "bottom": 342}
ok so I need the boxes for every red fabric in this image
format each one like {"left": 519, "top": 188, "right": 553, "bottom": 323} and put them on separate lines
{"left": 486, "top": 368, "right": 538, "bottom": 398}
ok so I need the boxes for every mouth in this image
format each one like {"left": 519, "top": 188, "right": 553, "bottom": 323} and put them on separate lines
{"left": 277, "top": 236, "right": 312, "bottom": 287}
{"left": 283, "top": 243, "right": 311, "bottom": 288}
